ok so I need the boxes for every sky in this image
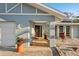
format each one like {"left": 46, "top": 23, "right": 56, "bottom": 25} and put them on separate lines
{"left": 46, "top": 3, "right": 79, "bottom": 16}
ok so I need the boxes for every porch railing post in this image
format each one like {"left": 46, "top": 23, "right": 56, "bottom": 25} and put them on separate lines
{"left": 57, "top": 26, "right": 59, "bottom": 39}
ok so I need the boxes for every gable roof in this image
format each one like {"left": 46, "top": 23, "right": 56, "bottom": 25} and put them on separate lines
{"left": 28, "top": 3, "right": 66, "bottom": 20}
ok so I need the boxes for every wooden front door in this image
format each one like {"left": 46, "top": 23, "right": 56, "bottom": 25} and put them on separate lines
{"left": 35, "top": 25, "right": 42, "bottom": 37}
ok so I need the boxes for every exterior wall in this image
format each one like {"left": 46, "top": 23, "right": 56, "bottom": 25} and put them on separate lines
{"left": 0, "top": 3, "right": 48, "bottom": 13}
{"left": 0, "top": 3, "right": 5, "bottom": 13}
{"left": 30, "top": 22, "right": 50, "bottom": 38}
{"left": 0, "top": 15, "right": 55, "bottom": 47}
{"left": 49, "top": 22, "right": 55, "bottom": 47}
{"left": 70, "top": 26, "right": 73, "bottom": 38}
{"left": 22, "top": 4, "right": 36, "bottom": 13}
{"left": 9, "top": 4, "right": 21, "bottom": 13}
{"left": 37, "top": 9, "right": 47, "bottom": 13}
{"left": 0, "top": 3, "right": 56, "bottom": 47}
{"left": 73, "top": 26, "right": 79, "bottom": 38}
{"left": 0, "top": 15, "right": 55, "bottom": 27}
{"left": 7, "top": 3, "right": 17, "bottom": 10}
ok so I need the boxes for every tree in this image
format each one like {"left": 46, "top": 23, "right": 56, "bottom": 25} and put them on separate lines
{"left": 73, "top": 16, "right": 79, "bottom": 23}
{"left": 64, "top": 12, "right": 74, "bottom": 19}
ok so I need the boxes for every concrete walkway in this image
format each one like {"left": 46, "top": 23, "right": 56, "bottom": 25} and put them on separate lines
{"left": 0, "top": 46, "right": 19, "bottom": 56}
{"left": 26, "top": 46, "right": 52, "bottom": 56}
{"left": 0, "top": 46, "right": 53, "bottom": 56}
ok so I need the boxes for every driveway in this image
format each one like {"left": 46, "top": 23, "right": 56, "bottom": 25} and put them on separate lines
{"left": 55, "top": 38, "right": 79, "bottom": 56}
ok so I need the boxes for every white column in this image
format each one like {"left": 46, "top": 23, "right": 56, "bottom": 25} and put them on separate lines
{"left": 21, "top": 3, "right": 22, "bottom": 13}
{"left": 71, "top": 26, "right": 73, "bottom": 39}
{"left": 27, "top": 26, "right": 30, "bottom": 47}
{"left": 49, "top": 22, "right": 55, "bottom": 47}
{"left": 57, "top": 26, "right": 59, "bottom": 39}
{"left": 63, "top": 26, "right": 66, "bottom": 37}
{"left": 36, "top": 8, "right": 37, "bottom": 14}
{"left": 5, "top": 3, "right": 7, "bottom": 13}
{"left": 27, "top": 22, "right": 32, "bottom": 47}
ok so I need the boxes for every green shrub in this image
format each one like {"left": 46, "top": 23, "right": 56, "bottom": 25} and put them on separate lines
{"left": 16, "top": 37, "right": 19, "bottom": 44}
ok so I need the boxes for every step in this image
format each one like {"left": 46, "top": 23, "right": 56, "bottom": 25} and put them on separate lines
{"left": 30, "top": 43, "right": 49, "bottom": 47}
{"left": 30, "top": 40, "right": 49, "bottom": 47}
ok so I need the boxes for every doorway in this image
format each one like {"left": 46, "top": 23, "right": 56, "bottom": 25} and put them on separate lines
{"left": 35, "top": 25, "right": 42, "bottom": 37}
{"left": 66, "top": 26, "right": 70, "bottom": 37}
{"left": 59, "top": 26, "right": 63, "bottom": 37}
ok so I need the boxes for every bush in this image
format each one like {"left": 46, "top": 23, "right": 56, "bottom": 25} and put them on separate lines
{"left": 16, "top": 37, "right": 19, "bottom": 44}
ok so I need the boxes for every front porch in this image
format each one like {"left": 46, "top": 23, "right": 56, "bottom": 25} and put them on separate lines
{"left": 29, "top": 20, "right": 53, "bottom": 47}
{"left": 55, "top": 23, "right": 79, "bottom": 39}
{"left": 55, "top": 25, "right": 71, "bottom": 39}
{"left": 30, "top": 20, "right": 50, "bottom": 39}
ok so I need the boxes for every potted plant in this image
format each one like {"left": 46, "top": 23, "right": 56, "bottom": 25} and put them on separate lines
{"left": 44, "top": 31, "right": 48, "bottom": 40}
{"left": 16, "top": 37, "right": 19, "bottom": 44}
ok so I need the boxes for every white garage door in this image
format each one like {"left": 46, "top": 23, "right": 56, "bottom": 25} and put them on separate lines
{"left": 0, "top": 22, "right": 16, "bottom": 47}
{"left": 73, "top": 26, "right": 79, "bottom": 38}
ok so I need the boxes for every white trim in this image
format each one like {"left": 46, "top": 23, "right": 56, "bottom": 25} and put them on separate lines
{"left": 37, "top": 3, "right": 66, "bottom": 16}
{"left": 36, "top": 8, "right": 37, "bottom": 14}
{"left": 33, "top": 21, "right": 48, "bottom": 23}
{"left": 7, "top": 4, "right": 19, "bottom": 13}
{"left": 0, "top": 13, "right": 51, "bottom": 15}
{"left": 64, "top": 26, "right": 66, "bottom": 37}
{"left": 5, "top": 3, "right": 7, "bottom": 13}
{"left": 71, "top": 26, "right": 73, "bottom": 39}
{"left": 57, "top": 26, "right": 59, "bottom": 38}
{"left": 21, "top": 3, "right": 22, "bottom": 13}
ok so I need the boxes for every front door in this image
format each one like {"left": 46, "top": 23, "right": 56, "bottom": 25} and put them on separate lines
{"left": 59, "top": 26, "right": 63, "bottom": 37}
{"left": 66, "top": 26, "right": 70, "bottom": 37}
{"left": 35, "top": 25, "right": 42, "bottom": 37}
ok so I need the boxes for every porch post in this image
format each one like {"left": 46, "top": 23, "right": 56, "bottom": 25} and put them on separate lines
{"left": 49, "top": 22, "right": 56, "bottom": 47}
{"left": 71, "top": 26, "right": 73, "bottom": 39}
{"left": 63, "top": 26, "right": 66, "bottom": 37}
{"left": 27, "top": 26, "right": 30, "bottom": 47}
{"left": 57, "top": 26, "right": 59, "bottom": 39}
{"left": 27, "top": 22, "right": 31, "bottom": 47}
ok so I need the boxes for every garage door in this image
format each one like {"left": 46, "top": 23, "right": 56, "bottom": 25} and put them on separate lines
{"left": 73, "top": 26, "right": 79, "bottom": 38}
{"left": 0, "top": 22, "right": 16, "bottom": 47}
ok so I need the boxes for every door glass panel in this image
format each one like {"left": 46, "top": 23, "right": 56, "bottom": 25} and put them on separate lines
{"left": 35, "top": 25, "right": 42, "bottom": 37}
{"left": 59, "top": 26, "right": 63, "bottom": 37}
{"left": 66, "top": 26, "right": 70, "bottom": 36}
{"left": 59, "top": 26, "right": 63, "bottom": 32}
